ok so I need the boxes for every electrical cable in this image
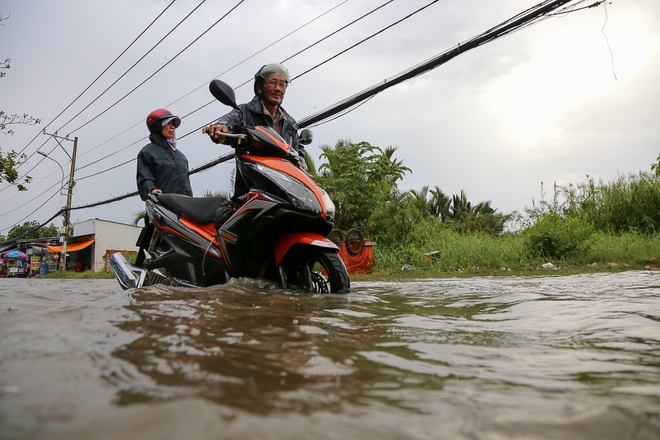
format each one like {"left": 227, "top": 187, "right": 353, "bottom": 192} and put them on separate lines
{"left": 55, "top": 0, "right": 208, "bottom": 135}
{"left": 0, "top": 183, "right": 63, "bottom": 232}
{"left": 66, "top": 0, "right": 246, "bottom": 135}
{"left": 0, "top": 166, "right": 64, "bottom": 208}
{"left": 298, "top": 0, "right": 595, "bottom": 128}
{"left": 0, "top": 0, "right": 180, "bottom": 193}
{"left": 2, "top": 0, "right": 603, "bottom": 233}
{"left": 65, "top": 0, "right": 601, "bottom": 210}
{"left": 293, "top": 0, "right": 440, "bottom": 80}
{"left": 10, "top": 0, "right": 179, "bottom": 160}
{"left": 280, "top": 0, "right": 394, "bottom": 65}
{"left": 1, "top": 0, "right": 233, "bottom": 192}
{"left": 164, "top": 0, "right": 352, "bottom": 110}
{"left": 71, "top": 0, "right": 395, "bottom": 177}
{"left": 74, "top": 0, "right": 354, "bottom": 167}
{"left": 24, "top": 0, "right": 585, "bottom": 189}
{"left": 600, "top": 1, "right": 617, "bottom": 80}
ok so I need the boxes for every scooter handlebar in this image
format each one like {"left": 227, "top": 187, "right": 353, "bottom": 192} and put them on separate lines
{"left": 202, "top": 127, "right": 247, "bottom": 145}
{"left": 218, "top": 133, "right": 247, "bottom": 141}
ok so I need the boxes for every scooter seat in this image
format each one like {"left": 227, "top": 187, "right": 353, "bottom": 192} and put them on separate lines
{"left": 157, "top": 194, "right": 228, "bottom": 224}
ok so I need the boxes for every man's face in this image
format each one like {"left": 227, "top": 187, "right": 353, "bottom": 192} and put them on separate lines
{"left": 260, "top": 73, "right": 288, "bottom": 106}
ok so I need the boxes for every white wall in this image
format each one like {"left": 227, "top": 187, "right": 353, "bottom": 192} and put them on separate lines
{"left": 72, "top": 219, "right": 142, "bottom": 271}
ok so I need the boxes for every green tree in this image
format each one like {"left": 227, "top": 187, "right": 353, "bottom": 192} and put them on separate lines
{"left": 409, "top": 185, "right": 433, "bottom": 216}
{"left": 315, "top": 140, "right": 410, "bottom": 232}
{"left": 651, "top": 154, "right": 660, "bottom": 177}
{"left": 408, "top": 186, "right": 510, "bottom": 235}
{"left": 367, "top": 189, "right": 433, "bottom": 245}
{"left": 0, "top": 148, "right": 33, "bottom": 190}
{"left": 7, "top": 221, "right": 58, "bottom": 240}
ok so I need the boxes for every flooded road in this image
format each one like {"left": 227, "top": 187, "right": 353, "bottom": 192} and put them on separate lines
{"left": 1, "top": 272, "right": 660, "bottom": 439}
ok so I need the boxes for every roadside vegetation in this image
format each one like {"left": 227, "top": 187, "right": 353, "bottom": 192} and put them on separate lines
{"left": 8, "top": 139, "right": 660, "bottom": 281}
{"left": 307, "top": 139, "right": 660, "bottom": 278}
{"left": 44, "top": 270, "right": 115, "bottom": 279}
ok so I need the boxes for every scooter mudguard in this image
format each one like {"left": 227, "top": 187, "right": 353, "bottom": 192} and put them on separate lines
{"left": 274, "top": 233, "right": 339, "bottom": 265}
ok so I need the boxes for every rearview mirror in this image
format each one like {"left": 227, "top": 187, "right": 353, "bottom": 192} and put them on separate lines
{"left": 209, "top": 80, "right": 238, "bottom": 110}
{"left": 299, "top": 129, "right": 313, "bottom": 146}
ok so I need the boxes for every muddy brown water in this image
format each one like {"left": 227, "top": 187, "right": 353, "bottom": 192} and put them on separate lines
{"left": 1, "top": 272, "right": 659, "bottom": 439}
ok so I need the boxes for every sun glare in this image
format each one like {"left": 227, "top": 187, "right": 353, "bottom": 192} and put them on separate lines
{"left": 484, "top": 7, "right": 657, "bottom": 146}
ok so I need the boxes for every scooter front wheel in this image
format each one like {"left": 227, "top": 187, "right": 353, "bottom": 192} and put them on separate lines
{"left": 280, "top": 247, "right": 351, "bottom": 294}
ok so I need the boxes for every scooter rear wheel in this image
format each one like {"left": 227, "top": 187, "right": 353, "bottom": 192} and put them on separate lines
{"left": 281, "top": 247, "right": 350, "bottom": 294}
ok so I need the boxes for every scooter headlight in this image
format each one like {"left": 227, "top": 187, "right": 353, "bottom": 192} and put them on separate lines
{"left": 256, "top": 164, "right": 322, "bottom": 214}
{"left": 320, "top": 188, "right": 335, "bottom": 221}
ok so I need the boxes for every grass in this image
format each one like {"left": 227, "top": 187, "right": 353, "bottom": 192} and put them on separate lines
{"left": 359, "top": 231, "right": 660, "bottom": 280}
{"left": 44, "top": 270, "right": 115, "bottom": 279}
{"left": 38, "top": 232, "right": 660, "bottom": 282}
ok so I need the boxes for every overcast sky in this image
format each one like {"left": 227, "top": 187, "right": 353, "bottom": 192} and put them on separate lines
{"left": 1, "top": 0, "right": 658, "bottom": 234}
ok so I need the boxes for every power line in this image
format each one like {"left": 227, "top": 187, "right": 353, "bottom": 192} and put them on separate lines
{"left": 10, "top": 0, "right": 179, "bottom": 160}
{"left": 1, "top": 0, "right": 239, "bottom": 194}
{"left": 299, "top": 0, "right": 595, "bottom": 128}
{"left": 66, "top": 0, "right": 246, "bottom": 135}
{"left": 74, "top": 0, "right": 354, "bottom": 168}
{"left": 0, "top": 182, "right": 63, "bottom": 232}
{"left": 65, "top": 151, "right": 236, "bottom": 212}
{"left": 280, "top": 0, "right": 394, "bottom": 65}
{"left": 55, "top": 0, "right": 208, "bottom": 135}
{"left": 3, "top": 0, "right": 601, "bottom": 233}
{"left": 70, "top": 0, "right": 390, "bottom": 178}
{"left": 164, "top": 0, "right": 352, "bottom": 110}
{"left": 65, "top": 0, "right": 599, "bottom": 208}
{"left": 293, "top": 0, "right": 440, "bottom": 79}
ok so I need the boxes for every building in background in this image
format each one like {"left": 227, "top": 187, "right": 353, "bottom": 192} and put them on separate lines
{"left": 46, "top": 219, "right": 142, "bottom": 272}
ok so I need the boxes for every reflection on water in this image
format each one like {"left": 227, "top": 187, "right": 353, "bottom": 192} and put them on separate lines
{"left": 113, "top": 274, "right": 660, "bottom": 419}
{"left": 1, "top": 272, "right": 660, "bottom": 439}
{"left": 113, "top": 280, "right": 363, "bottom": 413}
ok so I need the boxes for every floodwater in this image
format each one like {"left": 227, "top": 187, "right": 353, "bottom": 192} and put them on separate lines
{"left": 1, "top": 272, "right": 659, "bottom": 440}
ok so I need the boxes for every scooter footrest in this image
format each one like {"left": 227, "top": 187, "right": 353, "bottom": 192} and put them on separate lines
{"left": 147, "top": 269, "right": 171, "bottom": 286}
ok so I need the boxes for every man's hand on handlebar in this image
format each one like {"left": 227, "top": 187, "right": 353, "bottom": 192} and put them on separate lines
{"left": 202, "top": 124, "right": 229, "bottom": 144}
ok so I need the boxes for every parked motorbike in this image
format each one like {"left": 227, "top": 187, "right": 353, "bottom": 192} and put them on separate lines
{"left": 110, "top": 80, "right": 350, "bottom": 293}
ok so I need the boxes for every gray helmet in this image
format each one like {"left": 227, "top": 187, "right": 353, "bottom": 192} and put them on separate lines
{"left": 254, "top": 63, "right": 290, "bottom": 95}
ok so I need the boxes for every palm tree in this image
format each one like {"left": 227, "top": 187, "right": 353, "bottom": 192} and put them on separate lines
{"left": 201, "top": 189, "right": 232, "bottom": 198}
{"left": 132, "top": 209, "right": 146, "bottom": 226}
{"left": 383, "top": 145, "right": 405, "bottom": 167}
{"left": 450, "top": 190, "right": 472, "bottom": 221}
{"left": 303, "top": 150, "right": 318, "bottom": 177}
{"left": 409, "top": 185, "right": 432, "bottom": 216}
{"left": 429, "top": 186, "right": 451, "bottom": 222}
{"left": 472, "top": 200, "right": 495, "bottom": 216}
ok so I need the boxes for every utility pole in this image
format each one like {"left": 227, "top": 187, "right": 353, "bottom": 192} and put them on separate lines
{"left": 42, "top": 131, "right": 78, "bottom": 271}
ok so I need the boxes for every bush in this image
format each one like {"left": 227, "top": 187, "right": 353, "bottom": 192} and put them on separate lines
{"left": 524, "top": 213, "right": 594, "bottom": 259}
{"left": 551, "top": 173, "right": 660, "bottom": 235}
{"left": 450, "top": 211, "right": 511, "bottom": 235}
{"left": 367, "top": 191, "right": 431, "bottom": 246}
